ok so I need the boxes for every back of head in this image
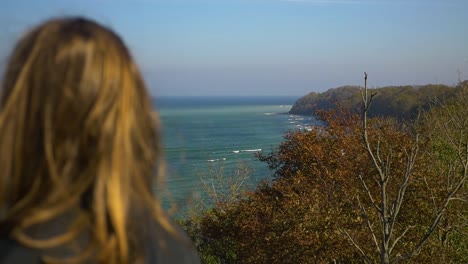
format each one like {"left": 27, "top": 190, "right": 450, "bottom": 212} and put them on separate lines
{"left": 0, "top": 17, "right": 164, "bottom": 263}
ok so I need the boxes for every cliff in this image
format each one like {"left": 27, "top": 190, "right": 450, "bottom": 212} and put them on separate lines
{"left": 289, "top": 83, "right": 457, "bottom": 120}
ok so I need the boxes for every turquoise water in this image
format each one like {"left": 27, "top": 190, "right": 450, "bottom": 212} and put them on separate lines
{"left": 154, "top": 96, "right": 318, "bottom": 211}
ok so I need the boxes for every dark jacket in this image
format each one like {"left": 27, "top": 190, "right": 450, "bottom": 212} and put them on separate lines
{"left": 0, "top": 238, "right": 41, "bottom": 263}
{"left": 0, "top": 211, "right": 200, "bottom": 264}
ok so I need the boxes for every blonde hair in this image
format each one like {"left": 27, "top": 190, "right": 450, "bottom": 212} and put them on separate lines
{"left": 0, "top": 17, "right": 172, "bottom": 263}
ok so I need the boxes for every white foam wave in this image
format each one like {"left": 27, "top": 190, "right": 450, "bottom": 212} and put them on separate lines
{"left": 232, "top": 149, "right": 262, "bottom": 153}
{"left": 242, "top": 149, "right": 262, "bottom": 152}
{"left": 207, "top": 158, "right": 227, "bottom": 162}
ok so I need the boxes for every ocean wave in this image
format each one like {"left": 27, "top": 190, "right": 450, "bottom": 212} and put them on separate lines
{"left": 244, "top": 149, "right": 262, "bottom": 152}
{"left": 233, "top": 149, "right": 262, "bottom": 153}
{"left": 207, "top": 158, "right": 227, "bottom": 162}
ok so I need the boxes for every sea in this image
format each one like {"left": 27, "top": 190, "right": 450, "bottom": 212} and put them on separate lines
{"left": 153, "top": 96, "right": 319, "bottom": 213}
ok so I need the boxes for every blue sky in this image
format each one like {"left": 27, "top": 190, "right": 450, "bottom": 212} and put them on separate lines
{"left": 1, "top": 0, "right": 467, "bottom": 96}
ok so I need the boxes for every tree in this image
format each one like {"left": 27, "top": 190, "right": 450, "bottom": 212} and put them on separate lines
{"left": 415, "top": 80, "right": 468, "bottom": 262}
{"left": 345, "top": 73, "right": 467, "bottom": 263}
{"left": 183, "top": 75, "right": 467, "bottom": 263}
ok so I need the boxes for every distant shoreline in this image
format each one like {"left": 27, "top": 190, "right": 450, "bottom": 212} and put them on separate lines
{"left": 153, "top": 95, "right": 299, "bottom": 109}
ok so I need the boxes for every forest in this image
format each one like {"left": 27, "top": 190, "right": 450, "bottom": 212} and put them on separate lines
{"left": 289, "top": 83, "right": 458, "bottom": 120}
{"left": 181, "top": 77, "right": 468, "bottom": 264}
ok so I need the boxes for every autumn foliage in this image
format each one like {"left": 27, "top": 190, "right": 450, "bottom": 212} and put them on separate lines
{"left": 183, "top": 82, "right": 467, "bottom": 263}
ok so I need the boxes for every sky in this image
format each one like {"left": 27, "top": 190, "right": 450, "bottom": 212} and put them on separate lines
{"left": 0, "top": 0, "right": 467, "bottom": 96}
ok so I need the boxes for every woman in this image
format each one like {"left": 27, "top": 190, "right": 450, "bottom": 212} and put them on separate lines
{"left": 0, "top": 17, "right": 200, "bottom": 263}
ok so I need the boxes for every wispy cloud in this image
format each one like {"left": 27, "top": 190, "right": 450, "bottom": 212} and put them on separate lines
{"left": 282, "top": 0, "right": 365, "bottom": 4}
{"left": 281, "top": 0, "right": 468, "bottom": 7}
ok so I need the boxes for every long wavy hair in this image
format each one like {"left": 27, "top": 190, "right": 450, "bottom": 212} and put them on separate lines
{"left": 0, "top": 17, "right": 172, "bottom": 263}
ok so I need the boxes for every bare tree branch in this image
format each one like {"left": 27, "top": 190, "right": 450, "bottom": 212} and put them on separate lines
{"left": 359, "top": 173, "right": 382, "bottom": 212}
{"left": 389, "top": 225, "right": 414, "bottom": 255}
{"left": 342, "top": 229, "right": 372, "bottom": 264}
{"left": 357, "top": 196, "right": 380, "bottom": 253}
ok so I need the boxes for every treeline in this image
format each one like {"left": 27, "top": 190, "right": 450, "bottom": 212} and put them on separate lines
{"left": 182, "top": 80, "right": 468, "bottom": 263}
{"left": 289, "top": 83, "right": 459, "bottom": 119}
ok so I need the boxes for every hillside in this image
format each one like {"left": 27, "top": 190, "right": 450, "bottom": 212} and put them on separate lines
{"left": 289, "top": 83, "right": 458, "bottom": 119}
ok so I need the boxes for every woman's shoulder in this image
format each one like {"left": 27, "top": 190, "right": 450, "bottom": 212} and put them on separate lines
{"left": 0, "top": 209, "right": 200, "bottom": 264}
{"left": 0, "top": 236, "right": 41, "bottom": 263}
{"left": 139, "top": 211, "right": 201, "bottom": 264}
